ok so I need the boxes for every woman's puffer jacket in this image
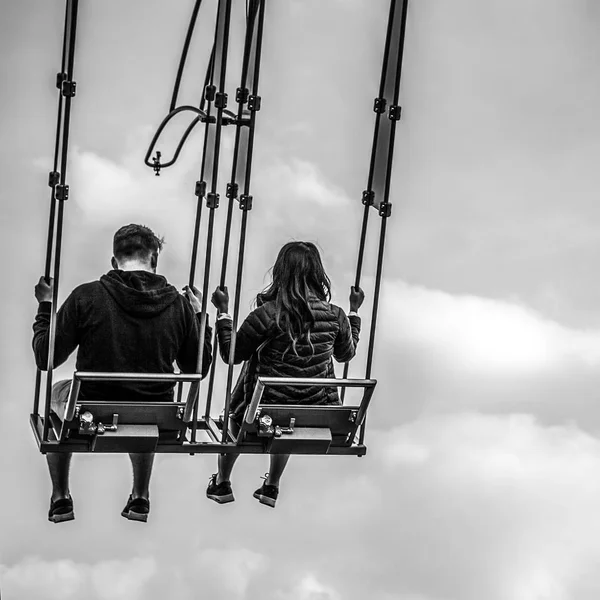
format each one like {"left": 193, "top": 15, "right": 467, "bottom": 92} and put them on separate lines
{"left": 216, "top": 298, "right": 361, "bottom": 405}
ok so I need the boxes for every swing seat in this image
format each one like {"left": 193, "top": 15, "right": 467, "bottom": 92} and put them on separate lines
{"left": 228, "top": 376, "right": 377, "bottom": 455}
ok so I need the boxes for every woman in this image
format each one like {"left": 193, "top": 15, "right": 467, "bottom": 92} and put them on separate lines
{"left": 206, "top": 241, "right": 364, "bottom": 507}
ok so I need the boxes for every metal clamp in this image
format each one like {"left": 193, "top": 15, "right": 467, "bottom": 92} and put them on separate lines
{"left": 205, "top": 85, "right": 216, "bottom": 102}
{"left": 48, "top": 171, "right": 60, "bottom": 187}
{"left": 215, "top": 92, "right": 228, "bottom": 109}
{"left": 55, "top": 184, "right": 69, "bottom": 201}
{"left": 239, "top": 194, "right": 253, "bottom": 211}
{"left": 373, "top": 97, "right": 387, "bottom": 114}
{"left": 236, "top": 87, "right": 249, "bottom": 103}
{"left": 195, "top": 180, "right": 207, "bottom": 198}
{"left": 274, "top": 417, "right": 295, "bottom": 437}
{"left": 388, "top": 105, "right": 402, "bottom": 121}
{"left": 248, "top": 95, "right": 261, "bottom": 111}
{"left": 206, "top": 192, "right": 220, "bottom": 209}
{"left": 362, "top": 190, "right": 374, "bottom": 206}
{"left": 61, "top": 80, "right": 77, "bottom": 98}
{"left": 152, "top": 151, "right": 162, "bottom": 176}
{"left": 226, "top": 182, "right": 239, "bottom": 199}
{"left": 379, "top": 202, "right": 392, "bottom": 218}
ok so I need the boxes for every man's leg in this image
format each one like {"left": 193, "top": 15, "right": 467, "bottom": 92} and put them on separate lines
{"left": 47, "top": 452, "right": 72, "bottom": 502}
{"left": 47, "top": 380, "right": 73, "bottom": 502}
{"left": 128, "top": 452, "right": 155, "bottom": 499}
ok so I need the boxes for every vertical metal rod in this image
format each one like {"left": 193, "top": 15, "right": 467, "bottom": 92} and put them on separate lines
{"left": 221, "top": 0, "right": 266, "bottom": 441}
{"left": 360, "top": 214, "right": 388, "bottom": 445}
{"left": 221, "top": 208, "right": 249, "bottom": 442}
{"left": 33, "top": 0, "right": 72, "bottom": 420}
{"left": 42, "top": 0, "right": 79, "bottom": 443}
{"left": 170, "top": 0, "right": 204, "bottom": 111}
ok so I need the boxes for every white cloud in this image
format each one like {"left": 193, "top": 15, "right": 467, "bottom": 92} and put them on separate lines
{"left": 381, "top": 280, "right": 600, "bottom": 374}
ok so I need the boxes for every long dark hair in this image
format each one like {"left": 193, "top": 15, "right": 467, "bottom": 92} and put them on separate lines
{"left": 258, "top": 241, "right": 332, "bottom": 354}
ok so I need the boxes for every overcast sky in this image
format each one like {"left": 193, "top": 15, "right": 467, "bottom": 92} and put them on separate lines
{"left": 2, "top": 1, "right": 600, "bottom": 599}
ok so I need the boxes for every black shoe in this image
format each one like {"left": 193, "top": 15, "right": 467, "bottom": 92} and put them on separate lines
{"left": 253, "top": 474, "right": 279, "bottom": 508}
{"left": 121, "top": 495, "right": 150, "bottom": 522}
{"left": 206, "top": 474, "right": 235, "bottom": 504}
{"left": 48, "top": 496, "right": 74, "bottom": 523}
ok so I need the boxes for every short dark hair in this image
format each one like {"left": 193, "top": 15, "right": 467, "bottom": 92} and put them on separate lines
{"left": 113, "top": 224, "right": 164, "bottom": 262}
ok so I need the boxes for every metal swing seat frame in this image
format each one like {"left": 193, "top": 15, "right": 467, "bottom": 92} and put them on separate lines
{"left": 30, "top": 0, "right": 409, "bottom": 457}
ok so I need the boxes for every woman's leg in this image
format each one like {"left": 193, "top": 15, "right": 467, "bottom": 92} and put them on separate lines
{"left": 266, "top": 453, "right": 291, "bottom": 487}
{"left": 217, "top": 452, "right": 240, "bottom": 484}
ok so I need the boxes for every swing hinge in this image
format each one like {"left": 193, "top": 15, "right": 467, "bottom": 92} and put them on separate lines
{"left": 239, "top": 194, "right": 253, "bottom": 211}
{"left": 248, "top": 95, "right": 261, "bottom": 111}
{"left": 55, "top": 184, "right": 69, "bottom": 201}
{"left": 206, "top": 192, "right": 220, "bottom": 209}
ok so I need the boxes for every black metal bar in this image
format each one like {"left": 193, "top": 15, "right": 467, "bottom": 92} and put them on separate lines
{"left": 170, "top": 0, "right": 204, "bottom": 112}
{"left": 33, "top": 0, "right": 73, "bottom": 420}
{"left": 221, "top": 209, "right": 249, "bottom": 442}
{"left": 42, "top": 0, "right": 79, "bottom": 443}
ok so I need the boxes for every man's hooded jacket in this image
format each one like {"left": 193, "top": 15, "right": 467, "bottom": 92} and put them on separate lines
{"left": 33, "top": 270, "right": 212, "bottom": 402}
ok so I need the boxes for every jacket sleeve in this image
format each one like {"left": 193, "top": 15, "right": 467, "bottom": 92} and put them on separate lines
{"left": 177, "top": 311, "right": 213, "bottom": 378}
{"left": 216, "top": 308, "right": 271, "bottom": 364}
{"left": 333, "top": 308, "right": 361, "bottom": 363}
{"left": 32, "top": 294, "right": 80, "bottom": 371}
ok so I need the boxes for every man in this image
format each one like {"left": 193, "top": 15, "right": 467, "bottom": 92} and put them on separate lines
{"left": 33, "top": 224, "right": 212, "bottom": 523}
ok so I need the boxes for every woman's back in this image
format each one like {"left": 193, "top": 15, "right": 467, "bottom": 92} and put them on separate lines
{"left": 239, "top": 297, "right": 360, "bottom": 405}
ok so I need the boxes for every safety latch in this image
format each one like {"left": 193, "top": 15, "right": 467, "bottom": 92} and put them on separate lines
{"left": 274, "top": 417, "right": 296, "bottom": 438}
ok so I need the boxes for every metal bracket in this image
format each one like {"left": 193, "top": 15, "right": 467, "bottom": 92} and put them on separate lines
{"left": 239, "top": 194, "right": 253, "bottom": 211}
{"left": 274, "top": 417, "right": 296, "bottom": 438}
{"left": 226, "top": 182, "right": 239, "bottom": 199}
{"left": 388, "top": 105, "right": 402, "bottom": 121}
{"left": 215, "top": 92, "right": 228, "bottom": 109}
{"left": 248, "top": 95, "right": 261, "bottom": 111}
{"left": 61, "top": 80, "right": 77, "bottom": 98}
{"left": 195, "top": 180, "right": 206, "bottom": 198}
{"left": 48, "top": 171, "right": 60, "bottom": 187}
{"left": 152, "top": 151, "right": 162, "bottom": 176}
{"left": 349, "top": 410, "right": 358, "bottom": 423}
{"left": 373, "top": 97, "right": 387, "bottom": 114}
{"left": 362, "top": 190, "right": 374, "bottom": 206}
{"left": 379, "top": 202, "right": 392, "bottom": 218}
{"left": 56, "top": 72, "right": 66, "bottom": 89}
{"left": 236, "top": 87, "right": 249, "bottom": 103}
{"left": 205, "top": 85, "right": 216, "bottom": 102}
{"left": 206, "top": 192, "right": 220, "bottom": 209}
{"left": 55, "top": 184, "right": 69, "bottom": 201}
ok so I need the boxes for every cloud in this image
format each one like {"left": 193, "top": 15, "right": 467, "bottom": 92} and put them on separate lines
{"left": 381, "top": 280, "right": 600, "bottom": 375}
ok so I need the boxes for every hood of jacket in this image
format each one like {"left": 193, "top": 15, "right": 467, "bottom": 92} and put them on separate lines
{"left": 100, "top": 270, "right": 180, "bottom": 317}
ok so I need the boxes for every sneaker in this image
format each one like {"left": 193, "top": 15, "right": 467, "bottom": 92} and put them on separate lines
{"left": 121, "top": 495, "right": 150, "bottom": 522}
{"left": 206, "top": 474, "right": 235, "bottom": 504}
{"left": 48, "top": 496, "right": 74, "bottom": 523}
{"left": 253, "top": 474, "right": 279, "bottom": 508}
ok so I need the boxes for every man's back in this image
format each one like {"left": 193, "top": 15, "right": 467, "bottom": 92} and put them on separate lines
{"left": 33, "top": 269, "right": 212, "bottom": 402}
